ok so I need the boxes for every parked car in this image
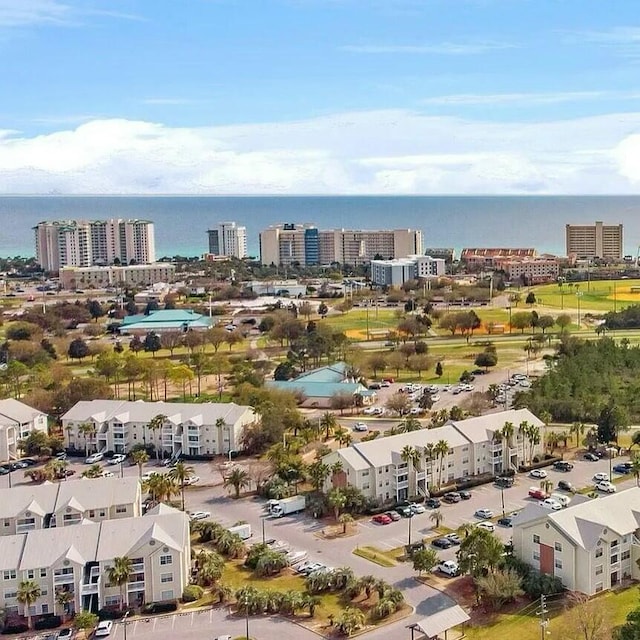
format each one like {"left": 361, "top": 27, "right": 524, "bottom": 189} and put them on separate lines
{"left": 495, "top": 476, "right": 514, "bottom": 488}
{"left": 286, "top": 550, "right": 308, "bottom": 565}
{"left": 55, "top": 452, "right": 67, "bottom": 461}
{"left": 550, "top": 493, "right": 571, "bottom": 507}
{"left": 476, "top": 521, "right": 495, "bottom": 532}
{"left": 188, "top": 511, "right": 211, "bottom": 521}
{"left": 459, "top": 490, "right": 472, "bottom": 500}
{"left": 557, "top": 480, "right": 575, "bottom": 492}
{"left": 425, "top": 498, "right": 441, "bottom": 509}
{"left": 593, "top": 472, "right": 610, "bottom": 482}
{"left": 498, "top": 516, "right": 514, "bottom": 527}
{"left": 475, "top": 508, "right": 494, "bottom": 519}
{"left": 382, "top": 377, "right": 395, "bottom": 383}
{"left": 595, "top": 481, "right": 616, "bottom": 493}
{"left": 528, "top": 487, "right": 548, "bottom": 500}
{"left": 108, "top": 454, "right": 126, "bottom": 465}
{"left": 94, "top": 621, "right": 113, "bottom": 637}
{"left": 372, "top": 514, "right": 392, "bottom": 525}
{"left": 432, "top": 537, "right": 453, "bottom": 549}
{"left": 529, "top": 469, "right": 547, "bottom": 479}
{"left": 553, "top": 461, "right": 574, "bottom": 472}
{"left": 437, "top": 560, "right": 460, "bottom": 576}
{"left": 385, "top": 511, "right": 401, "bottom": 522}
{"left": 584, "top": 452, "right": 599, "bottom": 461}
{"left": 613, "top": 463, "right": 632, "bottom": 474}
{"left": 445, "top": 533, "right": 461, "bottom": 545}
{"left": 85, "top": 452, "right": 103, "bottom": 464}
{"left": 353, "top": 423, "right": 368, "bottom": 432}
{"left": 396, "top": 505, "right": 412, "bottom": 517}
{"left": 57, "top": 629, "right": 74, "bottom": 640}
{"left": 410, "top": 503, "right": 426, "bottom": 514}
{"left": 443, "top": 492, "right": 461, "bottom": 503}
{"left": 183, "top": 475, "right": 200, "bottom": 486}
{"left": 539, "top": 498, "right": 563, "bottom": 510}
{"left": 101, "top": 471, "right": 115, "bottom": 478}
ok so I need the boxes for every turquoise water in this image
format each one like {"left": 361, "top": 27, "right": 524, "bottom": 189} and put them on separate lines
{"left": 1, "top": 195, "right": 639, "bottom": 259}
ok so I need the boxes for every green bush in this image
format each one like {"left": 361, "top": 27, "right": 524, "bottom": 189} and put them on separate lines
{"left": 182, "top": 584, "right": 204, "bottom": 603}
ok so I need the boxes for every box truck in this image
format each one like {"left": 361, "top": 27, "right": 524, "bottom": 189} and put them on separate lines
{"left": 269, "top": 495, "right": 306, "bottom": 518}
{"left": 227, "top": 523, "right": 252, "bottom": 540}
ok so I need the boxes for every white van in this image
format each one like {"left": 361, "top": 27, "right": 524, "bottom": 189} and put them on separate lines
{"left": 550, "top": 493, "right": 571, "bottom": 507}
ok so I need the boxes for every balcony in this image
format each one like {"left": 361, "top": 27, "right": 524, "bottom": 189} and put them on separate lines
{"left": 127, "top": 581, "right": 145, "bottom": 591}
{"left": 131, "top": 563, "right": 144, "bottom": 573}
{"left": 489, "top": 442, "right": 503, "bottom": 453}
{"left": 54, "top": 574, "right": 75, "bottom": 586}
{"left": 415, "top": 471, "right": 426, "bottom": 481}
{"left": 16, "top": 523, "right": 36, "bottom": 534}
{"left": 81, "top": 582, "right": 99, "bottom": 595}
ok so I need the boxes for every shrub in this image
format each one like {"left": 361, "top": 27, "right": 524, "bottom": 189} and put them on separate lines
{"left": 73, "top": 611, "right": 98, "bottom": 630}
{"left": 141, "top": 601, "right": 178, "bottom": 615}
{"left": 97, "top": 608, "right": 123, "bottom": 621}
{"left": 182, "top": 585, "right": 204, "bottom": 603}
{"left": 2, "top": 624, "right": 28, "bottom": 635}
{"left": 34, "top": 615, "right": 62, "bottom": 630}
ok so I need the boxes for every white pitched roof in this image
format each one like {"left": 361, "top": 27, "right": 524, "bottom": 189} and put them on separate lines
{"left": 449, "top": 408, "right": 543, "bottom": 444}
{"left": 0, "top": 399, "right": 46, "bottom": 425}
{"left": 0, "top": 484, "right": 60, "bottom": 519}
{"left": 55, "top": 477, "right": 140, "bottom": 514}
{"left": 0, "top": 535, "right": 27, "bottom": 571}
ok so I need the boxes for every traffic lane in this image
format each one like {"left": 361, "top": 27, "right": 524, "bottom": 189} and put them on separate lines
{"left": 111, "top": 608, "right": 321, "bottom": 640}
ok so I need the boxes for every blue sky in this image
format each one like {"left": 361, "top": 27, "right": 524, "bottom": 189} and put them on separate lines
{"left": 1, "top": 0, "right": 640, "bottom": 194}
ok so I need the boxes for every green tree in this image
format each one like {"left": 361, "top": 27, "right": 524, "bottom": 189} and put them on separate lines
{"left": 106, "top": 556, "right": 132, "bottom": 610}
{"left": 168, "top": 460, "right": 195, "bottom": 511}
{"left": 223, "top": 467, "right": 251, "bottom": 499}
{"left": 68, "top": 337, "right": 89, "bottom": 361}
{"left": 143, "top": 332, "right": 162, "bottom": 357}
{"left": 131, "top": 449, "right": 149, "bottom": 477}
{"left": 476, "top": 569, "right": 524, "bottom": 610}
{"left": 327, "top": 487, "right": 347, "bottom": 521}
{"left": 412, "top": 547, "right": 438, "bottom": 576}
{"left": 429, "top": 509, "right": 443, "bottom": 530}
{"left": 435, "top": 361, "right": 443, "bottom": 377}
{"left": 474, "top": 351, "right": 498, "bottom": 371}
{"left": 597, "top": 402, "right": 628, "bottom": 445}
{"left": 458, "top": 528, "right": 504, "bottom": 578}
{"left": 336, "top": 607, "right": 366, "bottom": 636}
{"left": 525, "top": 292, "right": 536, "bottom": 305}
{"left": 17, "top": 579, "right": 41, "bottom": 629}
{"left": 73, "top": 611, "right": 99, "bottom": 630}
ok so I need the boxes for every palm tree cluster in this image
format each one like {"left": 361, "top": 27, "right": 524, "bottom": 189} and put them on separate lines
{"left": 192, "top": 549, "right": 225, "bottom": 586}
{"left": 142, "top": 472, "right": 180, "bottom": 506}
{"left": 193, "top": 521, "right": 246, "bottom": 559}
{"left": 234, "top": 585, "right": 319, "bottom": 618}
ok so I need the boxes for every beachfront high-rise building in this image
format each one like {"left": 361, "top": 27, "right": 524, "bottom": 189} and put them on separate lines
{"left": 259, "top": 224, "right": 423, "bottom": 267}
{"left": 207, "top": 221, "right": 247, "bottom": 258}
{"left": 565, "top": 221, "right": 623, "bottom": 261}
{"left": 34, "top": 219, "right": 156, "bottom": 272}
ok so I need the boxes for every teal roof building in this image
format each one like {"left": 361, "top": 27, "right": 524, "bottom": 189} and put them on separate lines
{"left": 120, "top": 309, "right": 212, "bottom": 334}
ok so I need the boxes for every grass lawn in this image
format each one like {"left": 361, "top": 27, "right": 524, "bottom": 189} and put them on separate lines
{"left": 529, "top": 279, "right": 640, "bottom": 312}
{"left": 353, "top": 546, "right": 397, "bottom": 567}
{"left": 463, "top": 585, "right": 638, "bottom": 640}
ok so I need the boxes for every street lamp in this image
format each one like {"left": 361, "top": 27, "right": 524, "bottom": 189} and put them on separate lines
{"left": 261, "top": 518, "right": 266, "bottom": 544}
{"left": 245, "top": 594, "right": 250, "bottom": 640}
{"left": 576, "top": 291, "right": 583, "bottom": 327}
{"left": 121, "top": 610, "right": 130, "bottom": 640}
{"left": 506, "top": 305, "right": 512, "bottom": 334}
{"left": 407, "top": 512, "right": 414, "bottom": 546}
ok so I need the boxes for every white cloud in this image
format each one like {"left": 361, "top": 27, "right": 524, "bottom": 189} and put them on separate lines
{"left": 565, "top": 27, "right": 640, "bottom": 59}
{"left": 1, "top": 110, "right": 640, "bottom": 194}
{"left": 420, "top": 91, "right": 637, "bottom": 106}
{"left": 340, "top": 41, "right": 513, "bottom": 55}
{"left": 0, "top": 0, "right": 72, "bottom": 27}
{"left": 140, "top": 98, "right": 198, "bottom": 106}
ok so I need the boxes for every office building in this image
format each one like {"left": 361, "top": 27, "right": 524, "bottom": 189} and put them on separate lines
{"left": 259, "top": 224, "right": 423, "bottom": 267}
{"left": 59, "top": 263, "right": 175, "bottom": 290}
{"left": 370, "top": 255, "right": 446, "bottom": 286}
{"left": 34, "top": 219, "right": 156, "bottom": 273}
{"left": 565, "top": 221, "right": 624, "bottom": 261}
{"left": 323, "top": 409, "right": 543, "bottom": 503}
{"left": 207, "top": 222, "right": 247, "bottom": 259}
{"left": 512, "top": 488, "right": 640, "bottom": 595}
{"left": 0, "top": 400, "right": 48, "bottom": 463}
{"left": 62, "top": 399, "right": 257, "bottom": 458}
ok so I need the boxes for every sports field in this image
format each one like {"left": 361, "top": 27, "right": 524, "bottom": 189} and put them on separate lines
{"left": 529, "top": 278, "right": 640, "bottom": 312}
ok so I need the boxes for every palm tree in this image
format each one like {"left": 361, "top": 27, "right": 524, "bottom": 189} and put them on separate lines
{"left": 632, "top": 455, "right": 640, "bottom": 487}
{"left": 320, "top": 411, "right": 337, "bottom": 441}
{"left": 168, "top": 461, "right": 195, "bottom": 511}
{"left": 55, "top": 588, "right": 74, "bottom": 620}
{"left": 336, "top": 607, "right": 366, "bottom": 636}
{"left": 518, "top": 420, "right": 531, "bottom": 465}
{"left": 17, "top": 580, "right": 41, "bottom": 629}
{"left": 401, "top": 444, "right": 420, "bottom": 495}
{"left": 528, "top": 425, "right": 541, "bottom": 465}
{"left": 458, "top": 522, "right": 475, "bottom": 539}
{"left": 338, "top": 513, "right": 355, "bottom": 534}
{"left": 131, "top": 449, "right": 149, "bottom": 478}
{"left": 402, "top": 416, "right": 422, "bottom": 432}
{"left": 194, "top": 550, "right": 224, "bottom": 586}
{"left": 147, "top": 414, "right": 167, "bottom": 459}
{"left": 423, "top": 442, "right": 436, "bottom": 490}
{"left": 81, "top": 463, "right": 103, "bottom": 479}
{"left": 307, "top": 461, "right": 330, "bottom": 492}
{"left": 540, "top": 479, "right": 554, "bottom": 495}
{"left": 223, "top": 467, "right": 250, "bottom": 499}
{"left": 78, "top": 422, "right": 96, "bottom": 455}
{"left": 429, "top": 509, "right": 443, "bottom": 530}
{"left": 434, "top": 439, "right": 450, "bottom": 488}
{"left": 106, "top": 556, "right": 132, "bottom": 611}
{"left": 570, "top": 422, "right": 585, "bottom": 448}
{"left": 327, "top": 488, "right": 347, "bottom": 521}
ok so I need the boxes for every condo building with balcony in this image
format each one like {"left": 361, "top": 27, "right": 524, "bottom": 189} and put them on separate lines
{"left": 62, "top": 400, "right": 257, "bottom": 458}
{"left": 0, "top": 399, "right": 48, "bottom": 463}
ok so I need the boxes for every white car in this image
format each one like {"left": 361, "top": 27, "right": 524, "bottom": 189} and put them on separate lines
{"left": 475, "top": 508, "right": 494, "bottom": 519}
{"left": 108, "top": 454, "right": 126, "bottom": 465}
{"left": 519, "top": 380, "right": 532, "bottom": 388}
{"left": 430, "top": 394, "right": 441, "bottom": 402}
{"left": 94, "top": 621, "right": 113, "bottom": 637}
{"left": 409, "top": 407, "right": 422, "bottom": 415}
{"left": 410, "top": 503, "right": 426, "bottom": 514}
{"left": 101, "top": 471, "right": 115, "bottom": 478}
{"left": 286, "top": 550, "right": 308, "bottom": 565}
{"left": 539, "top": 498, "right": 563, "bottom": 510}
{"left": 140, "top": 471, "right": 159, "bottom": 482}
{"left": 593, "top": 472, "right": 610, "bottom": 482}
{"left": 595, "top": 481, "right": 616, "bottom": 493}
{"left": 188, "top": 511, "right": 211, "bottom": 521}
{"left": 85, "top": 452, "right": 103, "bottom": 464}
{"left": 476, "top": 521, "right": 495, "bottom": 532}
{"left": 437, "top": 560, "right": 460, "bottom": 576}
{"left": 529, "top": 469, "right": 547, "bottom": 479}
{"left": 353, "top": 423, "right": 368, "bottom": 432}
{"left": 183, "top": 475, "right": 200, "bottom": 486}
{"left": 362, "top": 407, "right": 377, "bottom": 415}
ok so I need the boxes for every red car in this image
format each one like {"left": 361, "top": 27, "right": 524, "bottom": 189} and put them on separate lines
{"left": 382, "top": 377, "right": 395, "bottom": 383}
{"left": 528, "top": 487, "right": 547, "bottom": 500}
{"left": 372, "top": 514, "right": 392, "bottom": 525}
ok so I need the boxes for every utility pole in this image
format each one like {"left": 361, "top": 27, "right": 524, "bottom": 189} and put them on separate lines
{"left": 537, "top": 594, "right": 549, "bottom": 640}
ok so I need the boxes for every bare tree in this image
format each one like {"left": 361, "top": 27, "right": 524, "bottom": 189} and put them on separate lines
{"left": 565, "top": 593, "right": 607, "bottom": 640}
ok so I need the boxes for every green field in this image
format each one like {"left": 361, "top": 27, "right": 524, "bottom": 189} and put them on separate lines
{"left": 529, "top": 278, "right": 640, "bottom": 312}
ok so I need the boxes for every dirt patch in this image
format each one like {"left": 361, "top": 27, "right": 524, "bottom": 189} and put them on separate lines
{"left": 316, "top": 524, "right": 359, "bottom": 539}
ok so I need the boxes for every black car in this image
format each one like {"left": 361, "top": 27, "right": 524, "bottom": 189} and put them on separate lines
{"left": 459, "top": 490, "right": 472, "bottom": 500}
{"left": 557, "top": 480, "right": 574, "bottom": 492}
{"left": 553, "top": 461, "right": 573, "bottom": 472}
{"left": 425, "top": 498, "right": 441, "bottom": 509}
{"left": 432, "top": 537, "right": 453, "bottom": 549}
{"left": 0, "top": 466, "right": 10, "bottom": 475}
{"left": 498, "top": 516, "right": 513, "bottom": 527}
{"left": 584, "top": 452, "right": 599, "bottom": 461}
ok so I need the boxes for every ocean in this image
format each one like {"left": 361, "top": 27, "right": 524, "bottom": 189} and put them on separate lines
{"left": 1, "top": 195, "right": 640, "bottom": 259}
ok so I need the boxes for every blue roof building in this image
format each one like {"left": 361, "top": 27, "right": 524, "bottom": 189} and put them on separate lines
{"left": 120, "top": 309, "right": 212, "bottom": 334}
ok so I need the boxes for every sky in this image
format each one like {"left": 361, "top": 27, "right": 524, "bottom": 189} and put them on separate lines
{"left": 1, "top": 0, "right": 640, "bottom": 194}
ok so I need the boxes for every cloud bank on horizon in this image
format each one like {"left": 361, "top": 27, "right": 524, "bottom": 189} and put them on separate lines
{"left": 1, "top": 111, "right": 640, "bottom": 194}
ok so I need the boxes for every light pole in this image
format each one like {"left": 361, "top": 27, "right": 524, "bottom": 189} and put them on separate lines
{"left": 261, "top": 518, "right": 266, "bottom": 544}
{"left": 507, "top": 305, "right": 512, "bottom": 334}
{"left": 245, "top": 594, "right": 250, "bottom": 640}
{"left": 500, "top": 486, "right": 505, "bottom": 517}
{"left": 576, "top": 291, "right": 583, "bottom": 328}
{"left": 121, "top": 609, "right": 130, "bottom": 640}
{"left": 407, "top": 513, "right": 413, "bottom": 546}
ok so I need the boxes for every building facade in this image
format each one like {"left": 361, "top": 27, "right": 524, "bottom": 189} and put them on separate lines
{"left": 495, "top": 257, "right": 560, "bottom": 284}
{"left": 207, "top": 222, "right": 247, "bottom": 259}
{"left": 59, "top": 263, "right": 175, "bottom": 290}
{"left": 565, "top": 221, "right": 624, "bottom": 261}
{"left": 460, "top": 248, "right": 537, "bottom": 269}
{"left": 34, "top": 219, "right": 156, "bottom": 273}
{"left": 370, "top": 255, "right": 446, "bottom": 286}
{"left": 259, "top": 224, "right": 423, "bottom": 267}
{"left": 322, "top": 409, "right": 544, "bottom": 503}
{"left": 512, "top": 488, "right": 640, "bottom": 595}
{"left": 0, "top": 505, "right": 190, "bottom": 618}
{"left": 62, "top": 400, "right": 257, "bottom": 458}
{"left": 0, "top": 399, "right": 48, "bottom": 463}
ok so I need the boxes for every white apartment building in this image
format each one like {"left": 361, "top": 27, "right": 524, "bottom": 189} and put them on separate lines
{"left": 498, "top": 257, "right": 560, "bottom": 284}
{"left": 259, "top": 223, "right": 318, "bottom": 267}
{"left": 62, "top": 400, "right": 257, "bottom": 458}
{"left": 0, "top": 399, "right": 48, "bottom": 463}
{"left": 34, "top": 219, "right": 156, "bottom": 272}
{"left": 322, "top": 409, "right": 543, "bottom": 503}
{"left": 0, "top": 504, "right": 190, "bottom": 618}
{"left": 512, "top": 488, "right": 640, "bottom": 595}
{"left": 565, "top": 221, "right": 623, "bottom": 261}
{"left": 370, "top": 255, "right": 446, "bottom": 286}
{"left": 59, "top": 263, "right": 176, "bottom": 290}
{"left": 207, "top": 222, "right": 247, "bottom": 258}
{"left": 0, "top": 477, "right": 142, "bottom": 536}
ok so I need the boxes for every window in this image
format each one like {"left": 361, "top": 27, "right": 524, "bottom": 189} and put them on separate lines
{"left": 3, "top": 570, "right": 16, "bottom": 580}
{"left": 99, "top": 511, "right": 105, "bottom": 517}
{"left": 89, "top": 511, "right": 95, "bottom": 518}
{"left": 116, "top": 506, "right": 127, "bottom": 514}
{"left": 595, "top": 547, "right": 603, "bottom": 558}
{"left": 3, "top": 520, "right": 9, "bottom": 527}
{"left": 40, "top": 588, "right": 48, "bottom": 596}
{"left": 39, "top": 569, "right": 46, "bottom": 578}
{"left": 554, "top": 542, "right": 562, "bottom": 552}
{"left": 161, "top": 590, "right": 174, "bottom": 601}
{"left": 533, "top": 550, "right": 540, "bottom": 561}
{"left": 554, "top": 559, "right": 562, "bottom": 569}
{"left": 41, "top": 604, "right": 49, "bottom": 614}
{"left": 595, "top": 582, "right": 603, "bottom": 593}
{"left": 462, "top": 446, "right": 469, "bottom": 452}
{"left": 462, "top": 458, "right": 469, "bottom": 465}
{"left": 361, "top": 470, "right": 369, "bottom": 477}
{"left": 362, "top": 484, "right": 370, "bottom": 490}
{"left": 622, "top": 550, "right": 631, "bottom": 561}
{"left": 105, "top": 596, "right": 120, "bottom": 607}
{"left": 533, "top": 534, "right": 540, "bottom": 544}
{"left": 595, "top": 565, "right": 603, "bottom": 576}
{"left": 611, "top": 539, "right": 619, "bottom": 548}
{"left": 27, "top": 570, "right": 34, "bottom": 579}
{"left": 611, "top": 554, "right": 618, "bottom": 564}
{"left": 160, "top": 555, "right": 172, "bottom": 565}
{"left": 160, "top": 573, "right": 173, "bottom": 583}
{"left": 4, "top": 590, "right": 17, "bottom": 599}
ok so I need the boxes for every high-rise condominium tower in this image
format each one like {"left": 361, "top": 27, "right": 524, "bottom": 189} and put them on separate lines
{"left": 207, "top": 221, "right": 247, "bottom": 258}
